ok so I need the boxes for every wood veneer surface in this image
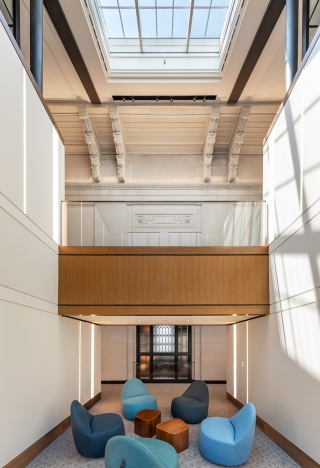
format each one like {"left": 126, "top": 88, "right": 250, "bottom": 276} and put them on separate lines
{"left": 59, "top": 251, "right": 269, "bottom": 307}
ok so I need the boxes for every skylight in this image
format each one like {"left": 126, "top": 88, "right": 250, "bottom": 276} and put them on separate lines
{"left": 98, "top": 0, "right": 230, "bottom": 53}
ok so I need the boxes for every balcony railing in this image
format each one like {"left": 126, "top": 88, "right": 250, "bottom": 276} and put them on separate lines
{"left": 61, "top": 201, "right": 266, "bottom": 247}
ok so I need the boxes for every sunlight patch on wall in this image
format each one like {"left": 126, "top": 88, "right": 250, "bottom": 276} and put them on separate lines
{"left": 275, "top": 252, "right": 315, "bottom": 301}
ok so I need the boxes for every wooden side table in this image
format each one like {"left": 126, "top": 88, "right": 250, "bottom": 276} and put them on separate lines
{"left": 134, "top": 409, "right": 161, "bottom": 438}
{"left": 156, "top": 418, "right": 189, "bottom": 453}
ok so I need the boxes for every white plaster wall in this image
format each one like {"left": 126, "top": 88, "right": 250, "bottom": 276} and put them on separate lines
{"left": 227, "top": 31, "right": 320, "bottom": 465}
{"left": 195, "top": 326, "right": 227, "bottom": 381}
{"left": 101, "top": 326, "right": 136, "bottom": 381}
{"left": 65, "top": 154, "right": 91, "bottom": 182}
{"left": 0, "top": 22, "right": 101, "bottom": 467}
{"left": 238, "top": 154, "right": 263, "bottom": 182}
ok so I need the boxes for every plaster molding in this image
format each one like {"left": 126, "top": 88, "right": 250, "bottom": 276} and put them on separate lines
{"left": 109, "top": 105, "right": 126, "bottom": 182}
{"left": 203, "top": 107, "right": 220, "bottom": 182}
{"left": 134, "top": 214, "right": 194, "bottom": 227}
{"left": 78, "top": 106, "right": 102, "bottom": 183}
{"left": 228, "top": 106, "right": 251, "bottom": 183}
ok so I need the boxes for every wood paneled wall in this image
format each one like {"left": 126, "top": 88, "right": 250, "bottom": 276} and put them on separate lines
{"left": 58, "top": 247, "right": 269, "bottom": 316}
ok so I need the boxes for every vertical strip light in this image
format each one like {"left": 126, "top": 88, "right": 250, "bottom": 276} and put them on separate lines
{"left": 80, "top": 202, "right": 83, "bottom": 246}
{"left": 53, "top": 128, "right": 59, "bottom": 243}
{"left": 233, "top": 325, "right": 237, "bottom": 398}
{"left": 91, "top": 324, "right": 95, "bottom": 398}
{"left": 246, "top": 321, "right": 249, "bottom": 403}
{"left": 62, "top": 202, "right": 68, "bottom": 246}
{"left": 79, "top": 322, "right": 82, "bottom": 402}
{"left": 23, "top": 71, "right": 27, "bottom": 213}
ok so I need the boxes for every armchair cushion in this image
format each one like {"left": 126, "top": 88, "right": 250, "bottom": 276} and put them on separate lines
{"left": 198, "top": 402, "right": 256, "bottom": 466}
{"left": 121, "top": 379, "right": 157, "bottom": 420}
{"left": 171, "top": 381, "right": 209, "bottom": 424}
{"left": 71, "top": 400, "right": 125, "bottom": 458}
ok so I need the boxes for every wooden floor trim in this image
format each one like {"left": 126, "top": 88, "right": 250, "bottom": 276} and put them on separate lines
{"left": 4, "top": 392, "right": 101, "bottom": 468}
{"left": 226, "top": 392, "right": 320, "bottom": 468}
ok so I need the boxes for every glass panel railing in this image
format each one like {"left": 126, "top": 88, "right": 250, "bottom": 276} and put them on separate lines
{"left": 61, "top": 201, "right": 267, "bottom": 246}
{"left": 133, "top": 361, "right": 195, "bottom": 381}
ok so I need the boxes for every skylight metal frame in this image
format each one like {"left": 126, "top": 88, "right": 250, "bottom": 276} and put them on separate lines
{"left": 99, "top": 0, "right": 230, "bottom": 52}
{"left": 84, "top": 0, "right": 245, "bottom": 81}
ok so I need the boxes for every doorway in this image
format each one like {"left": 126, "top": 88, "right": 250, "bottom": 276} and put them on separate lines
{"left": 136, "top": 325, "right": 192, "bottom": 382}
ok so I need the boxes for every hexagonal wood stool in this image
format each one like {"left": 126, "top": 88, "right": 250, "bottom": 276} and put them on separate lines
{"left": 156, "top": 418, "right": 189, "bottom": 453}
{"left": 134, "top": 409, "right": 161, "bottom": 438}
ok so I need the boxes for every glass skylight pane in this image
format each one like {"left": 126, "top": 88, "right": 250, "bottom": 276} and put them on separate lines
{"left": 102, "top": 8, "right": 124, "bottom": 38}
{"left": 211, "top": 0, "right": 229, "bottom": 6}
{"left": 100, "top": 0, "right": 118, "bottom": 6}
{"left": 173, "top": 8, "right": 189, "bottom": 38}
{"left": 190, "top": 8, "right": 209, "bottom": 38}
{"left": 139, "top": 0, "right": 156, "bottom": 6}
{"left": 140, "top": 8, "right": 157, "bottom": 37}
{"left": 194, "top": 0, "right": 211, "bottom": 6}
{"left": 120, "top": 8, "right": 139, "bottom": 38}
{"left": 174, "top": 0, "right": 190, "bottom": 6}
{"left": 118, "top": 0, "right": 135, "bottom": 5}
{"left": 206, "top": 7, "right": 227, "bottom": 38}
{"left": 157, "top": 0, "right": 173, "bottom": 6}
{"left": 157, "top": 8, "right": 173, "bottom": 37}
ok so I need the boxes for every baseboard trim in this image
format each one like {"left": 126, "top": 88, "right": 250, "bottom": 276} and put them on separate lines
{"left": 4, "top": 392, "right": 102, "bottom": 468}
{"left": 226, "top": 392, "right": 320, "bottom": 468}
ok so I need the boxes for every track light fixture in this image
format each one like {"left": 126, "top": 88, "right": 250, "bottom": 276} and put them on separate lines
{"left": 113, "top": 95, "right": 216, "bottom": 102}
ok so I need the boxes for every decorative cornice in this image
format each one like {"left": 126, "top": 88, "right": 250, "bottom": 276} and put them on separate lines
{"left": 109, "top": 105, "right": 126, "bottom": 182}
{"left": 203, "top": 107, "right": 220, "bottom": 182}
{"left": 78, "top": 106, "right": 101, "bottom": 183}
{"left": 228, "top": 106, "right": 251, "bottom": 183}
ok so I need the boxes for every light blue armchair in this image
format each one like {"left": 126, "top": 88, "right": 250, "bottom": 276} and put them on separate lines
{"left": 105, "top": 435, "right": 179, "bottom": 468}
{"left": 121, "top": 378, "right": 157, "bottom": 420}
{"left": 198, "top": 402, "right": 256, "bottom": 466}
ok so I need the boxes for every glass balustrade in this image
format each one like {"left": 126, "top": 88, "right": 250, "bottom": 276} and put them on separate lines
{"left": 61, "top": 201, "right": 267, "bottom": 247}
